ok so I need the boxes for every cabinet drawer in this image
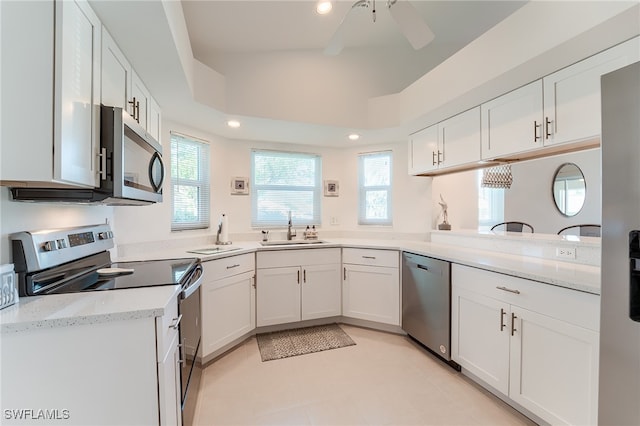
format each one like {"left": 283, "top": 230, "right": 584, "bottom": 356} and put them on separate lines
{"left": 156, "top": 295, "right": 180, "bottom": 359}
{"left": 452, "top": 264, "right": 599, "bottom": 331}
{"left": 343, "top": 248, "right": 399, "bottom": 268}
{"left": 204, "top": 253, "right": 254, "bottom": 280}
{"left": 257, "top": 248, "right": 340, "bottom": 268}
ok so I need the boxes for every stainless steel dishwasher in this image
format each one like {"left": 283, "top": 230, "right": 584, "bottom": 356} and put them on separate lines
{"left": 402, "top": 252, "right": 459, "bottom": 370}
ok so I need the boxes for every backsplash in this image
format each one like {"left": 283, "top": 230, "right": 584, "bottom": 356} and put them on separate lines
{"left": 430, "top": 229, "right": 601, "bottom": 267}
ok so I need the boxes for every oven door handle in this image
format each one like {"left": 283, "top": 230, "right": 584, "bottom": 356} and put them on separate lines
{"left": 181, "top": 263, "right": 203, "bottom": 299}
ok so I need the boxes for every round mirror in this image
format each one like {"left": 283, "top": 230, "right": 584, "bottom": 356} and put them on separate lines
{"left": 552, "top": 163, "right": 586, "bottom": 217}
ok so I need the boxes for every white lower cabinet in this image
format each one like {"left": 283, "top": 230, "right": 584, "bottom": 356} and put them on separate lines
{"left": 201, "top": 254, "right": 256, "bottom": 359}
{"left": 452, "top": 264, "right": 599, "bottom": 425}
{"left": 0, "top": 294, "right": 181, "bottom": 425}
{"left": 256, "top": 248, "right": 341, "bottom": 327}
{"left": 342, "top": 248, "right": 400, "bottom": 326}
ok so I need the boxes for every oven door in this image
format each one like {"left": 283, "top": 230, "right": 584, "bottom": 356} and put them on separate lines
{"left": 178, "top": 265, "right": 202, "bottom": 426}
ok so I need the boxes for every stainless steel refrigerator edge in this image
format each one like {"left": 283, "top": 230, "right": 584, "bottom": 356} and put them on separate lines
{"left": 599, "top": 61, "right": 640, "bottom": 425}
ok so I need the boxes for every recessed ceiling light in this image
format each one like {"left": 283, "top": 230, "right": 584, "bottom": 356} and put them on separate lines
{"left": 227, "top": 120, "right": 241, "bottom": 128}
{"left": 348, "top": 133, "right": 360, "bottom": 141}
{"left": 316, "top": 1, "right": 332, "bottom": 15}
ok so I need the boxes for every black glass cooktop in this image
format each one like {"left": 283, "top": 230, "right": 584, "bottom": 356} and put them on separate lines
{"left": 31, "top": 257, "right": 198, "bottom": 295}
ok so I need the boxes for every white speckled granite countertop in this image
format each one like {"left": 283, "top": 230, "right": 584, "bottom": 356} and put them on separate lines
{"left": 2, "top": 237, "right": 599, "bottom": 334}
{"left": 1, "top": 284, "right": 180, "bottom": 333}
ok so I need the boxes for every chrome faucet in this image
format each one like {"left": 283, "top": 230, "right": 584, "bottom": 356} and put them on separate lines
{"left": 287, "top": 211, "right": 296, "bottom": 240}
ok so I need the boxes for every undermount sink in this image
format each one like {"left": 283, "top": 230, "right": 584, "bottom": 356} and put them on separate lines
{"left": 187, "top": 246, "right": 243, "bottom": 255}
{"left": 260, "top": 240, "right": 326, "bottom": 246}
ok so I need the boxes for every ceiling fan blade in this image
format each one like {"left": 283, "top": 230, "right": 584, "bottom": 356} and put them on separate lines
{"left": 324, "top": 0, "right": 370, "bottom": 56}
{"left": 324, "top": 19, "right": 347, "bottom": 56}
{"left": 388, "top": 0, "right": 435, "bottom": 50}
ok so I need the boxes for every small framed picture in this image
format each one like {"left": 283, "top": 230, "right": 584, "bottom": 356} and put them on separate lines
{"left": 324, "top": 180, "right": 339, "bottom": 197}
{"left": 231, "top": 177, "right": 249, "bottom": 195}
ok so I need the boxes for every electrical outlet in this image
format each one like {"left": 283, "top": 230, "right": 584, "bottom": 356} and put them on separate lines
{"left": 330, "top": 216, "right": 339, "bottom": 225}
{"left": 556, "top": 247, "right": 576, "bottom": 259}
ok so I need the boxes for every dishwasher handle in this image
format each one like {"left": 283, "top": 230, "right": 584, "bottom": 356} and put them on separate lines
{"left": 417, "top": 264, "right": 429, "bottom": 271}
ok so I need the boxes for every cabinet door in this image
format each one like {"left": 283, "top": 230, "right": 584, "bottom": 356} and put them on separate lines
{"left": 343, "top": 264, "right": 399, "bottom": 325}
{"left": 256, "top": 267, "right": 301, "bottom": 326}
{"left": 481, "top": 80, "right": 544, "bottom": 160}
{"left": 101, "top": 27, "right": 132, "bottom": 112}
{"left": 408, "top": 124, "right": 439, "bottom": 174}
{"left": 543, "top": 37, "right": 640, "bottom": 147}
{"left": 132, "top": 71, "right": 150, "bottom": 130}
{"left": 509, "top": 306, "right": 599, "bottom": 426}
{"left": 158, "top": 332, "right": 182, "bottom": 426}
{"left": 451, "top": 287, "right": 510, "bottom": 395}
{"left": 201, "top": 271, "right": 256, "bottom": 357}
{"left": 302, "top": 263, "right": 341, "bottom": 320}
{"left": 148, "top": 96, "right": 162, "bottom": 142}
{"left": 53, "top": 0, "right": 101, "bottom": 187}
{"left": 439, "top": 107, "right": 481, "bottom": 168}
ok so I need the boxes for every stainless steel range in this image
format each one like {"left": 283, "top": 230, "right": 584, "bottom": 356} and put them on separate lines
{"left": 10, "top": 224, "right": 203, "bottom": 425}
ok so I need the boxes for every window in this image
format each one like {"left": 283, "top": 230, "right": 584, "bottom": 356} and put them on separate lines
{"left": 477, "top": 170, "right": 505, "bottom": 231}
{"left": 251, "top": 150, "right": 321, "bottom": 227}
{"left": 170, "top": 132, "right": 210, "bottom": 231}
{"left": 358, "top": 151, "right": 392, "bottom": 225}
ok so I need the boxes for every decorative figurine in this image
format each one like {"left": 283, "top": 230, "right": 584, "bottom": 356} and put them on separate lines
{"left": 438, "top": 194, "right": 451, "bottom": 230}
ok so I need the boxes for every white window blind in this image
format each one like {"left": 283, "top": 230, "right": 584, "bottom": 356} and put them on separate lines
{"left": 170, "top": 132, "right": 210, "bottom": 231}
{"left": 477, "top": 170, "right": 505, "bottom": 231}
{"left": 358, "top": 151, "right": 393, "bottom": 226}
{"left": 251, "top": 150, "right": 321, "bottom": 227}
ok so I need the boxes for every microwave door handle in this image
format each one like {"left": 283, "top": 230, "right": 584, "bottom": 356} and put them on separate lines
{"left": 148, "top": 152, "right": 164, "bottom": 193}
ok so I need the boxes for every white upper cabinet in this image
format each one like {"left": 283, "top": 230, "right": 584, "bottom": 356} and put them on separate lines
{"left": 409, "top": 107, "right": 481, "bottom": 175}
{"left": 408, "top": 124, "right": 438, "bottom": 174}
{"left": 482, "top": 36, "right": 640, "bottom": 161}
{"left": 101, "top": 28, "right": 133, "bottom": 113}
{"left": 439, "top": 107, "right": 482, "bottom": 168}
{"left": 481, "top": 80, "right": 544, "bottom": 160}
{"left": 543, "top": 37, "right": 640, "bottom": 146}
{"left": 1, "top": 0, "right": 101, "bottom": 188}
{"left": 100, "top": 27, "right": 162, "bottom": 139}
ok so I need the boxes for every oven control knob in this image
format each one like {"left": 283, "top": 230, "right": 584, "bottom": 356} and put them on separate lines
{"left": 57, "top": 239, "right": 67, "bottom": 249}
{"left": 98, "top": 232, "right": 113, "bottom": 240}
{"left": 42, "top": 240, "right": 58, "bottom": 252}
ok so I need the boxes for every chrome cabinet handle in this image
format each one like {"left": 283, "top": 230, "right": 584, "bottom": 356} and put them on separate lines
{"left": 170, "top": 314, "right": 182, "bottom": 330}
{"left": 128, "top": 97, "right": 137, "bottom": 119}
{"left": 500, "top": 308, "right": 506, "bottom": 331}
{"left": 545, "top": 117, "right": 553, "bottom": 139}
{"left": 534, "top": 121, "right": 541, "bottom": 142}
{"left": 496, "top": 286, "right": 520, "bottom": 294}
{"left": 432, "top": 151, "right": 437, "bottom": 166}
{"left": 438, "top": 150, "right": 444, "bottom": 164}
{"left": 362, "top": 256, "right": 376, "bottom": 260}
{"left": 226, "top": 264, "right": 240, "bottom": 270}
{"left": 178, "top": 338, "right": 185, "bottom": 364}
{"left": 344, "top": 267, "right": 347, "bottom": 281}
{"left": 511, "top": 312, "right": 518, "bottom": 336}
{"left": 297, "top": 270, "right": 300, "bottom": 284}
{"left": 98, "top": 147, "right": 107, "bottom": 181}
{"left": 252, "top": 275, "right": 256, "bottom": 289}
{"left": 303, "top": 269, "right": 306, "bottom": 283}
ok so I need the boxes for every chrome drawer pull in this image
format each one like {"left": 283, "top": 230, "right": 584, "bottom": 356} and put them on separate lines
{"left": 511, "top": 313, "right": 518, "bottom": 336}
{"left": 500, "top": 308, "right": 506, "bottom": 331}
{"left": 362, "top": 256, "right": 376, "bottom": 260}
{"left": 496, "top": 286, "right": 520, "bottom": 294}
{"left": 226, "top": 264, "right": 240, "bottom": 269}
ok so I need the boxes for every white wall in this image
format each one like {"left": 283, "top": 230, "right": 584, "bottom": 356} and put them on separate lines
{"left": 431, "top": 170, "right": 479, "bottom": 231}
{"left": 505, "top": 148, "right": 600, "bottom": 234}
{"left": 113, "top": 119, "right": 432, "bottom": 246}
{"left": 0, "top": 188, "right": 114, "bottom": 264}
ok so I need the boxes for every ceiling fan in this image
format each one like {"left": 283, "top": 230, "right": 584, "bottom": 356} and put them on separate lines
{"left": 324, "top": 0, "right": 435, "bottom": 55}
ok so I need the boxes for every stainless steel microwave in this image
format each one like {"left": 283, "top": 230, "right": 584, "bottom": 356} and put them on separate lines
{"left": 98, "top": 105, "right": 164, "bottom": 204}
{"left": 10, "top": 106, "right": 164, "bottom": 205}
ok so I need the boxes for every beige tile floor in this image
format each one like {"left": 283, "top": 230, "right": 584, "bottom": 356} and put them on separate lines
{"left": 194, "top": 324, "right": 537, "bottom": 426}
